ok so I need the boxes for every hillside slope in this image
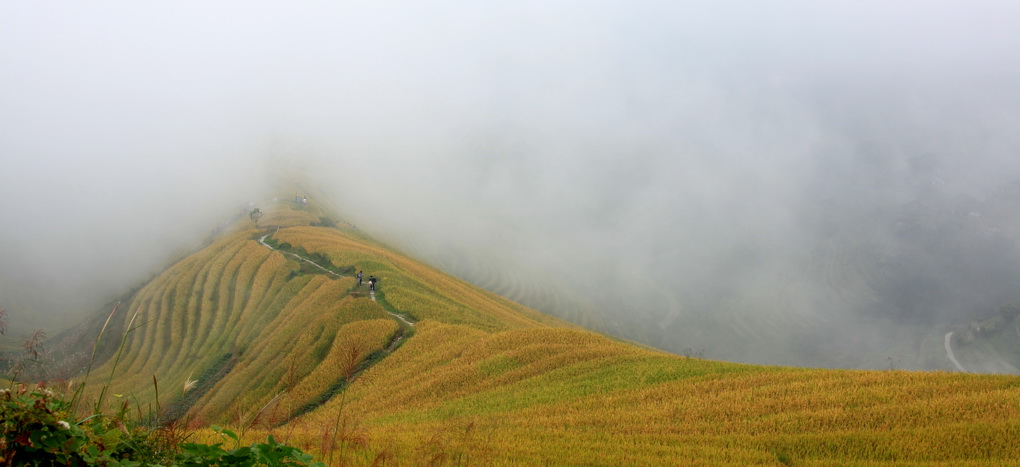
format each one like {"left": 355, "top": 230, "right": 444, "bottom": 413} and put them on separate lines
{"left": 83, "top": 196, "right": 564, "bottom": 425}
{"left": 289, "top": 325, "right": 1020, "bottom": 464}
{"left": 78, "top": 195, "right": 1020, "bottom": 465}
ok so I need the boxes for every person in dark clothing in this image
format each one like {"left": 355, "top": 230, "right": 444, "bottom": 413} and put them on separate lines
{"left": 368, "top": 275, "right": 377, "bottom": 292}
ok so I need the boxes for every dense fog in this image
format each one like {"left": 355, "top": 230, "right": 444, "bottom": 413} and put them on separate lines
{"left": 3, "top": 1, "right": 1020, "bottom": 368}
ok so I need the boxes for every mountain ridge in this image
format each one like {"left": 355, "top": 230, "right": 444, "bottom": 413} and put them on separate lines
{"left": 17, "top": 185, "right": 1020, "bottom": 464}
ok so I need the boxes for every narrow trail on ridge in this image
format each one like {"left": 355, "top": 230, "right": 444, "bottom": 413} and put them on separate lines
{"left": 258, "top": 229, "right": 341, "bottom": 278}
{"left": 257, "top": 229, "right": 418, "bottom": 331}
{"left": 257, "top": 227, "right": 419, "bottom": 419}
{"left": 370, "top": 289, "right": 416, "bottom": 327}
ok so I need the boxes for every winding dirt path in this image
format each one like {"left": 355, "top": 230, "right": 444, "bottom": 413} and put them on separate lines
{"left": 944, "top": 332, "right": 968, "bottom": 372}
{"left": 372, "top": 292, "right": 416, "bottom": 328}
{"left": 258, "top": 229, "right": 417, "bottom": 330}
{"left": 258, "top": 230, "right": 342, "bottom": 278}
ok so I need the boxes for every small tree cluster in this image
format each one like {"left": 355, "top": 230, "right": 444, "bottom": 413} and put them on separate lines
{"left": 250, "top": 208, "right": 265, "bottom": 229}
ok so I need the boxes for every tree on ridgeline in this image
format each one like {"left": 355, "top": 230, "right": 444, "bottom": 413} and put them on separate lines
{"left": 250, "top": 208, "right": 264, "bottom": 229}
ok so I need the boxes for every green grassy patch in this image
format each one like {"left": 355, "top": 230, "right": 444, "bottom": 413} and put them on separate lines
{"left": 477, "top": 355, "right": 522, "bottom": 377}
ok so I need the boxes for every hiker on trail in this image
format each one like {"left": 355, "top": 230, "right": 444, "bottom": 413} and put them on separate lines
{"left": 368, "top": 275, "right": 377, "bottom": 292}
{"left": 357, "top": 270, "right": 363, "bottom": 286}
{"left": 302, "top": 196, "right": 307, "bottom": 206}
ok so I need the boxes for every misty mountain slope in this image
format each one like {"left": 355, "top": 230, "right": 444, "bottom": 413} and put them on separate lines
{"left": 0, "top": 280, "right": 52, "bottom": 352}
{"left": 80, "top": 201, "right": 568, "bottom": 425}
{"left": 946, "top": 315, "right": 1020, "bottom": 374}
{"left": 50, "top": 196, "right": 1020, "bottom": 464}
{"left": 322, "top": 163, "right": 1020, "bottom": 372}
{"left": 80, "top": 229, "right": 387, "bottom": 423}
{"left": 0, "top": 275, "right": 97, "bottom": 352}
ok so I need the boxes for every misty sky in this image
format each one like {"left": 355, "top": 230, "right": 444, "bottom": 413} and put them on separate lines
{"left": 3, "top": 2, "right": 1020, "bottom": 367}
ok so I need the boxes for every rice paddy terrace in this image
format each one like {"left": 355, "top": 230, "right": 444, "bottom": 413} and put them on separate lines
{"left": 75, "top": 197, "right": 1020, "bottom": 465}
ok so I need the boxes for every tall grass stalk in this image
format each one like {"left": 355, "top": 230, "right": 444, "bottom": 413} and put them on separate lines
{"left": 153, "top": 374, "right": 161, "bottom": 422}
{"left": 68, "top": 302, "right": 119, "bottom": 414}
{"left": 237, "top": 392, "right": 285, "bottom": 448}
{"left": 326, "top": 345, "right": 362, "bottom": 467}
{"left": 324, "top": 390, "right": 349, "bottom": 467}
{"left": 95, "top": 307, "right": 140, "bottom": 414}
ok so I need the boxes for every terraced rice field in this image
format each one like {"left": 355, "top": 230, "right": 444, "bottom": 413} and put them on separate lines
{"left": 79, "top": 200, "right": 1020, "bottom": 464}
{"left": 272, "top": 323, "right": 1020, "bottom": 465}
{"left": 83, "top": 228, "right": 399, "bottom": 423}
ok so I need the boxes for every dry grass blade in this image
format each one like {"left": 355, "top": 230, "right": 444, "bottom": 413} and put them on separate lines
{"left": 96, "top": 306, "right": 141, "bottom": 414}
{"left": 69, "top": 302, "right": 120, "bottom": 414}
{"left": 153, "top": 374, "right": 160, "bottom": 417}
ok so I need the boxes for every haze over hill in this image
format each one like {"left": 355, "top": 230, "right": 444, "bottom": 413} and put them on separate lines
{"left": 7, "top": 196, "right": 1017, "bottom": 464}
{"left": 3, "top": 1, "right": 1020, "bottom": 369}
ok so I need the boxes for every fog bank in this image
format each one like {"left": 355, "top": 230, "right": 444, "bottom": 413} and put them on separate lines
{"left": 3, "top": 1, "right": 1020, "bottom": 367}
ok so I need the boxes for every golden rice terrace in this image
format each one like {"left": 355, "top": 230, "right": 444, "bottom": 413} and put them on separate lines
{"left": 79, "top": 197, "right": 1020, "bottom": 465}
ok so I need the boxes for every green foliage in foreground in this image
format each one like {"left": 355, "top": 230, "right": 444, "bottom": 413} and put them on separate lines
{"left": 1, "top": 387, "right": 322, "bottom": 466}
{"left": 178, "top": 428, "right": 321, "bottom": 467}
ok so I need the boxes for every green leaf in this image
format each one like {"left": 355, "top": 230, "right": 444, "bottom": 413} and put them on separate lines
{"left": 220, "top": 428, "right": 239, "bottom": 441}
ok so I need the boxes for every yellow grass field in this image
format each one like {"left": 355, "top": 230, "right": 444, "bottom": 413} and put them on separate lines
{"left": 79, "top": 203, "right": 1020, "bottom": 465}
{"left": 267, "top": 322, "right": 1020, "bottom": 465}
